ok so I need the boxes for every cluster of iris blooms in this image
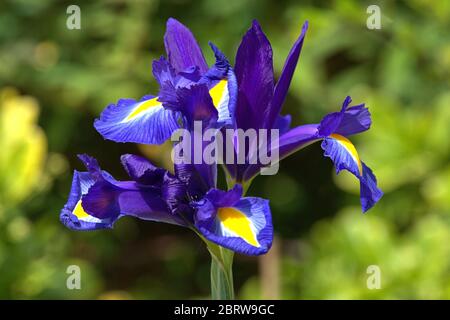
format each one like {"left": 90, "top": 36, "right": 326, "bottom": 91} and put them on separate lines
{"left": 60, "top": 18, "right": 382, "bottom": 257}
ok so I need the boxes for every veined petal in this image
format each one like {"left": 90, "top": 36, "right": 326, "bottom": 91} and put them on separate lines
{"left": 152, "top": 56, "right": 178, "bottom": 85}
{"left": 174, "top": 163, "right": 211, "bottom": 199}
{"left": 234, "top": 20, "right": 274, "bottom": 131}
{"left": 318, "top": 96, "right": 371, "bottom": 137}
{"left": 335, "top": 104, "right": 372, "bottom": 137}
{"left": 267, "top": 21, "right": 308, "bottom": 129}
{"left": 60, "top": 170, "right": 118, "bottom": 231}
{"left": 152, "top": 56, "right": 201, "bottom": 90}
{"left": 238, "top": 97, "right": 372, "bottom": 182}
{"left": 161, "top": 172, "right": 190, "bottom": 216}
{"left": 196, "top": 194, "right": 273, "bottom": 255}
{"left": 120, "top": 154, "right": 166, "bottom": 185}
{"left": 82, "top": 180, "right": 185, "bottom": 226}
{"left": 60, "top": 156, "right": 187, "bottom": 232}
{"left": 164, "top": 18, "right": 208, "bottom": 74}
{"left": 160, "top": 84, "right": 218, "bottom": 130}
{"left": 94, "top": 95, "right": 179, "bottom": 145}
{"left": 321, "top": 134, "right": 383, "bottom": 212}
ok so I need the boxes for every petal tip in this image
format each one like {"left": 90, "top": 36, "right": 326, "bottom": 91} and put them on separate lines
{"left": 166, "top": 17, "right": 182, "bottom": 28}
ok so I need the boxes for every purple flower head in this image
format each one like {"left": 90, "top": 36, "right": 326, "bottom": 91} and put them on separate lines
{"left": 61, "top": 18, "right": 382, "bottom": 262}
{"left": 222, "top": 20, "right": 382, "bottom": 212}
{"left": 94, "top": 19, "right": 237, "bottom": 145}
{"left": 60, "top": 154, "right": 273, "bottom": 255}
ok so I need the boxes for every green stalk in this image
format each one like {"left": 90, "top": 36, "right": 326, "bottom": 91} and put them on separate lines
{"left": 205, "top": 175, "right": 252, "bottom": 300}
{"left": 191, "top": 228, "right": 235, "bottom": 300}
{"left": 209, "top": 245, "right": 234, "bottom": 300}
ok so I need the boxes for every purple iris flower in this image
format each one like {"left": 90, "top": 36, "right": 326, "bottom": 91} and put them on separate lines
{"left": 223, "top": 20, "right": 382, "bottom": 212}
{"left": 60, "top": 154, "right": 187, "bottom": 230}
{"left": 61, "top": 154, "right": 273, "bottom": 255}
{"left": 94, "top": 18, "right": 237, "bottom": 145}
{"left": 60, "top": 17, "right": 382, "bottom": 262}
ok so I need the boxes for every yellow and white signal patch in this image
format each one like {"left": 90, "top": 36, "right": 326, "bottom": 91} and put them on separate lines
{"left": 73, "top": 200, "right": 104, "bottom": 223}
{"left": 124, "top": 97, "right": 162, "bottom": 122}
{"left": 330, "top": 133, "right": 363, "bottom": 175}
{"left": 217, "top": 207, "right": 260, "bottom": 247}
{"left": 209, "top": 80, "right": 229, "bottom": 110}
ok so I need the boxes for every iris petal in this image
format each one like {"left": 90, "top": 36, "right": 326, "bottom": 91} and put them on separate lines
{"left": 195, "top": 187, "right": 273, "bottom": 255}
{"left": 273, "top": 114, "right": 292, "bottom": 135}
{"left": 334, "top": 105, "right": 372, "bottom": 137}
{"left": 153, "top": 56, "right": 201, "bottom": 89}
{"left": 216, "top": 206, "right": 260, "bottom": 247}
{"left": 80, "top": 167, "right": 186, "bottom": 226}
{"left": 234, "top": 20, "right": 274, "bottom": 131}
{"left": 164, "top": 18, "right": 208, "bottom": 74}
{"left": 94, "top": 95, "right": 179, "bottom": 145}
{"left": 267, "top": 21, "right": 308, "bottom": 129}
{"left": 120, "top": 154, "right": 166, "bottom": 185}
{"left": 321, "top": 134, "right": 383, "bottom": 212}
{"left": 160, "top": 84, "right": 217, "bottom": 129}
{"left": 318, "top": 96, "right": 371, "bottom": 137}
{"left": 60, "top": 171, "right": 118, "bottom": 231}
{"left": 201, "top": 43, "right": 238, "bottom": 126}
{"left": 60, "top": 156, "right": 187, "bottom": 231}
{"left": 241, "top": 124, "right": 319, "bottom": 181}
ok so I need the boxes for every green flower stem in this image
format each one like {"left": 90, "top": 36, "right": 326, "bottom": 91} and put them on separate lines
{"left": 209, "top": 244, "right": 234, "bottom": 300}
{"left": 202, "top": 175, "right": 253, "bottom": 300}
{"left": 191, "top": 228, "right": 235, "bottom": 300}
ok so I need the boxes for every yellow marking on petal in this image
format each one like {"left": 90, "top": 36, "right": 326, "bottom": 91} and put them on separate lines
{"left": 125, "top": 97, "right": 161, "bottom": 121}
{"left": 73, "top": 200, "right": 90, "bottom": 219}
{"left": 330, "top": 133, "right": 363, "bottom": 175}
{"left": 217, "top": 207, "right": 260, "bottom": 247}
{"left": 209, "top": 79, "right": 227, "bottom": 109}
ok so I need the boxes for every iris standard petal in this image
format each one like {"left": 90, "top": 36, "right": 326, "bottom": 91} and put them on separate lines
{"left": 94, "top": 95, "right": 179, "bottom": 145}
{"left": 267, "top": 21, "right": 308, "bottom": 130}
{"left": 321, "top": 134, "right": 383, "bottom": 212}
{"left": 164, "top": 18, "right": 208, "bottom": 74}
{"left": 196, "top": 194, "right": 273, "bottom": 256}
{"left": 234, "top": 20, "right": 274, "bottom": 131}
{"left": 77, "top": 153, "right": 102, "bottom": 177}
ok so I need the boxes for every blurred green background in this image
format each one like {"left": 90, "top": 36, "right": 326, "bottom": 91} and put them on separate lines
{"left": 0, "top": 0, "right": 449, "bottom": 299}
